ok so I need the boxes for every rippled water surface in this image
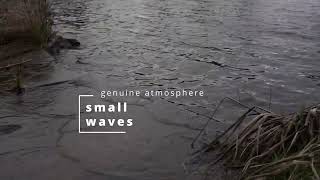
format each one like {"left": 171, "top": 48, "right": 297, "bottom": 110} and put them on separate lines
{"left": 0, "top": 0, "right": 320, "bottom": 179}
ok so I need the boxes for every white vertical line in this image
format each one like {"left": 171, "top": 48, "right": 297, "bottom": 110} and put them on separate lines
{"left": 79, "top": 95, "right": 81, "bottom": 133}
{"left": 78, "top": 95, "right": 94, "bottom": 133}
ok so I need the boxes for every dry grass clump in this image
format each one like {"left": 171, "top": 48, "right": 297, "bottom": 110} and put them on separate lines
{"left": 0, "top": 0, "right": 52, "bottom": 47}
{"left": 208, "top": 104, "right": 320, "bottom": 180}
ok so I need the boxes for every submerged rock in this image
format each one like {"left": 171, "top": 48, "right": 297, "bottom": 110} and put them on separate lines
{"left": 46, "top": 35, "right": 80, "bottom": 55}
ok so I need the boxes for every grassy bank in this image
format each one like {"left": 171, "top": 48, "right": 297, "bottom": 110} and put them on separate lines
{"left": 208, "top": 104, "right": 320, "bottom": 180}
{"left": 0, "top": 0, "right": 52, "bottom": 48}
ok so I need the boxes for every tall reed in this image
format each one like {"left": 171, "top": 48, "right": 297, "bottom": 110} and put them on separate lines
{"left": 0, "top": 0, "right": 52, "bottom": 47}
{"left": 22, "top": 0, "right": 53, "bottom": 47}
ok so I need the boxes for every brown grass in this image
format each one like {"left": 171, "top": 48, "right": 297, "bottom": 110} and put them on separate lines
{"left": 207, "top": 103, "right": 320, "bottom": 179}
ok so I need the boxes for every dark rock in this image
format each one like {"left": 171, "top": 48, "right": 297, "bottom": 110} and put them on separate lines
{"left": 46, "top": 35, "right": 80, "bottom": 55}
{"left": 66, "top": 38, "right": 81, "bottom": 47}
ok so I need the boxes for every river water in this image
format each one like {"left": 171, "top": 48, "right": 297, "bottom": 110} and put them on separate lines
{"left": 0, "top": 0, "right": 320, "bottom": 179}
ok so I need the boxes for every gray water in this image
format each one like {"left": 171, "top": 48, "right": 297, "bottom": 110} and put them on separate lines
{"left": 0, "top": 0, "right": 320, "bottom": 179}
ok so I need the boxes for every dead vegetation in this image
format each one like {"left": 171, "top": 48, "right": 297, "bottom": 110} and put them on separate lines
{"left": 200, "top": 98, "right": 320, "bottom": 179}
{"left": 0, "top": 0, "right": 53, "bottom": 92}
{"left": 0, "top": 0, "right": 52, "bottom": 47}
